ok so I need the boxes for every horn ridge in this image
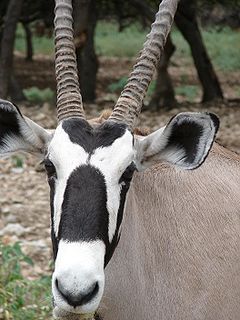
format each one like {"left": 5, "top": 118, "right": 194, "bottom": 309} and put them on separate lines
{"left": 109, "top": 0, "right": 179, "bottom": 129}
{"left": 54, "top": 0, "right": 85, "bottom": 122}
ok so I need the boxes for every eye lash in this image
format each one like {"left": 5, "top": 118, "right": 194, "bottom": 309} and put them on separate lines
{"left": 119, "top": 162, "right": 136, "bottom": 184}
{"left": 44, "top": 158, "right": 57, "bottom": 179}
{"left": 44, "top": 157, "right": 54, "bottom": 165}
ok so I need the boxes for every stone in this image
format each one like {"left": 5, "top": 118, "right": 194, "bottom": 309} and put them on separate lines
{"left": 0, "top": 223, "right": 31, "bottom": 236}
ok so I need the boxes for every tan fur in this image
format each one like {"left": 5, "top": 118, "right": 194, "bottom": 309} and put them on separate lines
{"left": 99, "top": 143, "right": 240, "bottom": 320}
{"left": 89, "top": 110, "right": 113, "bottom": 126}
{"left": 89, "top": 111, "right": 150, "bottom": 136}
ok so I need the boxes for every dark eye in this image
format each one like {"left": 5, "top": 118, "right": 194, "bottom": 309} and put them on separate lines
{"left": 44, "top": 159, "right": 56, "bottom": 179}
{"left": 120, "top": 162, "right": 136, "bottom": 185}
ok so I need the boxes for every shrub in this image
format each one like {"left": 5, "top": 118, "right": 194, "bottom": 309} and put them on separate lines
{"left": 23, "top": 87, "right": 54, "bottom": 104}
{"left": 0, "top": 241, "right": 52, "bottom": 320}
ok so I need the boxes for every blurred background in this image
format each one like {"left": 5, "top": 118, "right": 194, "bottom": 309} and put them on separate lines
{"left": 0, "top": 0, "right": 240, "bottom": 319}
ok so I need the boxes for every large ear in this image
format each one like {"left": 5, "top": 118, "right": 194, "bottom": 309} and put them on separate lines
{"left": 135, "top": 112, "right": 219, "bottom": 171}
{"left": 0, "top": 99, "right": 52, "bottom": 158}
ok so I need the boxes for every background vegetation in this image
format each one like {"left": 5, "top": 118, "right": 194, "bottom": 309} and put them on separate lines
{"left": 13, "top": 23, "right": 240, "bottom": 103}
{"left": 0, "top": 241, "right": 51, "bottom": 320}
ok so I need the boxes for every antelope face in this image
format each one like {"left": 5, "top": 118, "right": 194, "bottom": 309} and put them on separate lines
{"left": 47, "top": 119, "right": 135, "bottom": 315}
{"left": 0, "top": 100, "right": 219, "bottom": 317}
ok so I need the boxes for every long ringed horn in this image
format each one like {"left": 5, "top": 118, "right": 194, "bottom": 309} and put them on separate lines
{"left": 109, "top": 0, "right": 179, "bottom": 129}
{"left": 54, "top": 0, "right": 85, "bottom": 122}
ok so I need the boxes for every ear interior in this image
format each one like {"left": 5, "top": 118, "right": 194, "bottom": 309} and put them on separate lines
{"left": 135, "top": 112, "right": 219, "bottom": 171}
{"left": 0, "top": 99, "right": 51, "bottom": 157}
{"left": 163, "top": 112, "right": 219, "bottom": 168}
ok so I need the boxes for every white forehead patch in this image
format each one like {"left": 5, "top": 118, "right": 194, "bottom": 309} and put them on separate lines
{"left": 48, "top": 123, "right": 134, "bottom": 241}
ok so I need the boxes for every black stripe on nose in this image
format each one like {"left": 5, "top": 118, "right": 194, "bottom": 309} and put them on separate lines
{"left": 59, "top": 165, "right": 109, "bottom": 244}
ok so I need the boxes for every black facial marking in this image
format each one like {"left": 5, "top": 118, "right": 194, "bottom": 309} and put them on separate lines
{"left": 44, "top": 158, "right": 57, "bottom": 181}
{"left": 119, "top": 162, "right": 136, "bottom": 184}
{"left": 62, "top": 119, "right": 128, "bottom": 154}
{"left": 45, "top": 158, "right": 57, "bottom": 260}
{"left": 0, "top": 102, "right": 22, "bottom": 148}
{"left": 49, "top": 177, "right": 58, "bottom": 260}
{"left": 167, "top": 119, "right": 203, "bottom": 163}
{"left": 59, "top": 165, "right": 109, "bottom": 245}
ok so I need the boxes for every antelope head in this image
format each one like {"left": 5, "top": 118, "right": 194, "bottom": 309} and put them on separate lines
{"left": 0, "top": 0, "right": 219, "bottom": 318}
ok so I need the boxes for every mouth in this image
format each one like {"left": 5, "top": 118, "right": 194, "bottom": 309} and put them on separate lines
{"left": 53, "top": 306, "right": 96, "bottom": 320}
{"left": 52, "top": 276, "right": 103, "bottom": 318}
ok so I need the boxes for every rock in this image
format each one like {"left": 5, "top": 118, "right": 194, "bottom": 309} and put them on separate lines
{"left": 4, "top": 214, "right": 18, "bottom": 223}
{"left": 11, "top": 167, "right": 24, "bottom": 174}
{"left": 0, "top": 223, "right": 31, "bottom": 236}
{"left": 1, "top": 235, "right": 19, "bottom": 245}
{"left": 22, "top": 239, "right": 48, "bottom": 249}
{"left": 35, "top": 161, "right": 45, "bottom": 172}
{"left": 35, "top": 113, "right": 46, "bottom": 121}
{"left": 42, "top": 102, "right": 51, "bottom": 113}
{"left": 1, "top": 207, "right": 11, "bottom": 214}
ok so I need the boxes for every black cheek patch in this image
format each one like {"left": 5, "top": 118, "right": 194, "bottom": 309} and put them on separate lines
{"left": 104, "top": 187, "right": 128, "bottom": 267}
{"left": 58, "top": 165, "right": 109, "bottom": 245}
{"left": 49, "top": 179, "right": 58, "bottom": 260}
{"left": 167, "top": 120, "right": 203, "bottom": 164}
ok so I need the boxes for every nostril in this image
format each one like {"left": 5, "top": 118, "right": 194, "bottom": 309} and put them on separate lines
{"left": 55, "top": 278, "right": 99, "bottom": 307}
{"left": 55, "top": 278, "right": 64, "bottom": 296}
{"left": 81, "top": 281, "right": 99, "bottom": 305}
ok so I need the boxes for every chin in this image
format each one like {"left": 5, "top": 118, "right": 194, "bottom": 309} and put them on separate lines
{"left": 53, "top": 306, "right": 96, "bottom": 320}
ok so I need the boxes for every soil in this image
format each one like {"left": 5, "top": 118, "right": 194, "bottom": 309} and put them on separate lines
{"left": 0, "top": 54, "right": 240, "bottom": 279}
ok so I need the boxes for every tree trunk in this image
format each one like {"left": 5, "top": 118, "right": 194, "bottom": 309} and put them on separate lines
{"left": 23, "top": 22, "right": 33, "bottom": 61}
{"left": 175, "top": 0, "right": 223, "bottom": 102}
{"left": 0, "top": 0, "right": 24, "bottom": 99}
{"left": 149, "top": 35, "right": 176, "bottom": 110}
{"left": 9, "top": 75, "right": 25, "bottom": 102}
{"left": 73, "top": 0, "right": 98, "bottom": 103}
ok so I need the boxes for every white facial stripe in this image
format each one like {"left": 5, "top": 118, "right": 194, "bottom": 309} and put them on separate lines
{"left": 90, "top": 130, "right": 134, "bottom": 242}
{"left": 53, "top": 240, "right": 105, "bottom": 314}
{"left": 49, "top": 124, "right": 89, "bottom": 236}
{"left": 49, "top": 124, "right": 134, "bottom": 242}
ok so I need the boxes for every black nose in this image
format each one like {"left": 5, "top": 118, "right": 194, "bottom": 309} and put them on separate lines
{"left": 56, "top": 279, "right": 99, "bottom": 307}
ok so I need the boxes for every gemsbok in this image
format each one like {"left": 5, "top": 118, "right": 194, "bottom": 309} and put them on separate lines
{"left": 1, "top": 0, "right": 240, "bottom": 319}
